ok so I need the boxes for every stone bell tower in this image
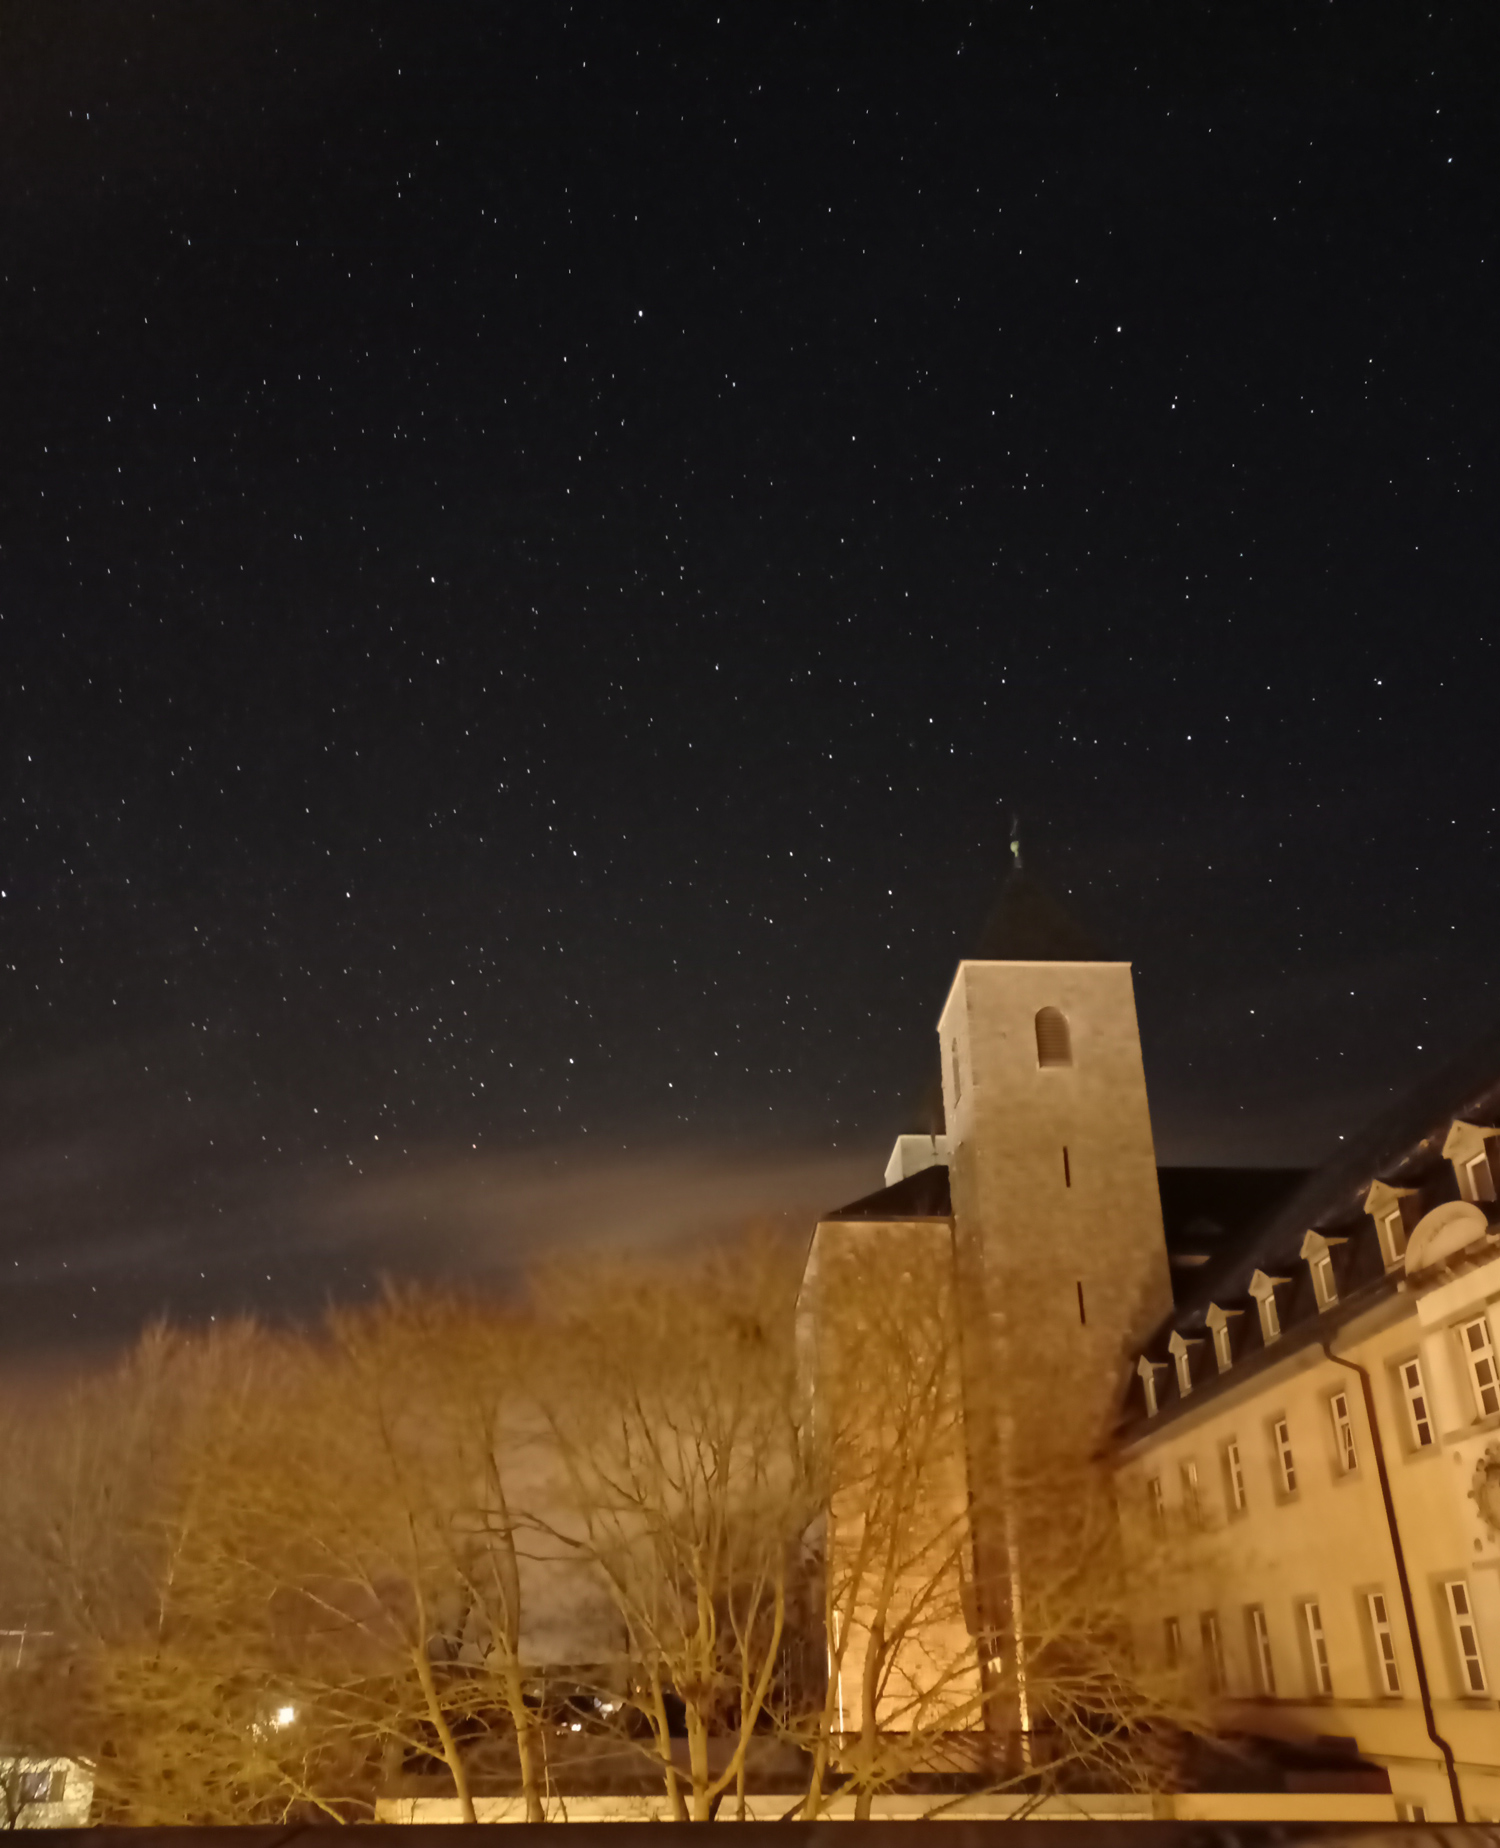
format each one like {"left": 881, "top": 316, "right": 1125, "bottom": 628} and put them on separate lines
{"left": 938, "top": 857, "right": 1172, "bottom": 1462}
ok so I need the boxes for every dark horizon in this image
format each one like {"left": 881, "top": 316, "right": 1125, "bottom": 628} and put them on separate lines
{"left": 2, "top": 4, "right": 1495, "bottom": 1361}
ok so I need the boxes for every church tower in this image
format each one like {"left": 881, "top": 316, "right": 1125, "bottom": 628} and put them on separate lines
{"left": 938, "top": 860, "right": 1172, "bottom": 1459}
{"left": 800, "top": 848, "right": 1174, "bottom": 1748}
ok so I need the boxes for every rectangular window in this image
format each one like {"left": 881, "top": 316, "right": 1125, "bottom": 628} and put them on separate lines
{"left": 1274, "top": 1417, "right": 1297, "bottom": 1494}
{"left": 1400, "top": 1358, "right": 1435, "bottom": 1448}
{"left": 1200, "top": 1610, "right": 1225, "bottom": 1694}
{"left": 1213, "top": 1322, "right": 1233, "bottom": 1372}
{"left": 1313, "top": 1251, "right": 1337, "bottom": 1307}
{"left": 1164, "top": 1615, "right": 1181, "bottom": 1668}
{"left": 1261, "top": 1293, "right": 1281, "bottom": 1343}
{"left": 1445, "top": 1580, "right": 1487, "bottom": 1693}
{"left": 1398, "top": 1803, "right": 1428, "bottom": 1823}
{"left": 1330, "top": 1391, "right": 1358, "bottom": 1472}
{"left": 1181, "top": 1458, "right": 1201, "bottom": 1526}
{"left": 1148, "top": 1474, "right": 1165, "bottom": 1524}
{"left": 951, "top": 1039, "right": 962, "bottom": 1105}
{"left": 1466, "top": 1151, "right": 1493, "bottom": 1202}
{"left": 1462, "top": 1317, "right": 1500, "bottom": 1419}
{"left": 1176, "top": 1349, "right": 1193, "bottom": 1397}
{"left": 1380, "top": 1208, "right": 1407, "bottom": 1266}
{"left": 1367, "top": 1591, "right": 1401, "bottom": 1694}
{"left": 1142, "top": 1368, "right": 1159, "bottom": 1418}
{"left": 1303, "top": 1599, "right": 1333, "bottom": 1695}
{"left": 1225, "top": 1437, "right": 1247, "bottom": 1513}
{"left": 1249, "top": 1605, "right": 1275, "bottom": 1695}
{"left": 17, "top": 1770, "right": 53, "bottom": 1805}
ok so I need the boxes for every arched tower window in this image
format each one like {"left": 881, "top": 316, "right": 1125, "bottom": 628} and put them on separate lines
{"left": 1035, "top": 1006, "right": 1072, "bottom": 1068}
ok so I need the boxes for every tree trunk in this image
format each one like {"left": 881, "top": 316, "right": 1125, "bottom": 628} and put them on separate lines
{"left": 413, "top": 1647, "right": 476, "bottom": 1823}
{"left": 686, "top": 1704, "right": 712, "bottom": 1822}
{"left": 483, "top": 1463, "right": 545, "bottom": 1825}
{"left": 852, "top": 1613, "right": 885, "bottom": 1822}
{"left": 647, "top": 1666, "right": 689, "bottom": 1822}
{"left": 498, "top": 1650, "right": 546, "bottom": 1823}
{"left": 712, "top": 1570, "right": 785, "bottom": 1821}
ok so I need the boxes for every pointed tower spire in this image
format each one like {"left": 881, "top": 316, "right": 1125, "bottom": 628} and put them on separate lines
{"left": 971, "top": 827, "right": 1104, "bottom": 963}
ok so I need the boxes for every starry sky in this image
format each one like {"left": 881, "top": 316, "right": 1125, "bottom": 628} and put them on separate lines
{"left": 1, "top": 3, "right": 1495, "bottom": 1363}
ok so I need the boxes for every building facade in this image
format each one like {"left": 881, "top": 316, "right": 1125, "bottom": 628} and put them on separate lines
{"left": 806, "top": 865, "right": 1500, "bottom": 1820}
{"left": 1123, "top": 1083, "right": 1500, "bottom": 1822}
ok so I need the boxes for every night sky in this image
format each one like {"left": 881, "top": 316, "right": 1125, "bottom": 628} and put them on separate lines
{"left": 2, "top": 4, "right": 1495, "bottom": 1363}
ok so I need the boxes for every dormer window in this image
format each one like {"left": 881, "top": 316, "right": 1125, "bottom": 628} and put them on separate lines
{"left": 1205, "top": 1303, "right": 1241, "bottom": 1373}
{"left": 1444, "top": 1122, "right": 1498, "bottom": 1204}
{"left": 1249, "top": 1269, "right": 1288, "bottom": 1345}
{"left": 1168, "top": 1330, "right": 1200, "bottom": 1398}
{"left": 1365, "top": 1179, "right": 1416, "bottom": 1267}
{"left": 1300, "top": 1230, "right": 1348, "bottom": 1311}
{"left": 1137, "top": 1355, "right": 1164, "bottom": 1418}
{"left": 1035, "top": 1007, "right": 1072, "bottom": 1068}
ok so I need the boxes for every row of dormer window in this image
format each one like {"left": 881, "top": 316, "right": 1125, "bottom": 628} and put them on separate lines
{"left": 1139, "top": 1120, "right": 1500, "bottom": 1416}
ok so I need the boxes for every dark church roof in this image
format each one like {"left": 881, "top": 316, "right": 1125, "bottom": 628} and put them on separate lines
{"left": 970, "top": 866, "right": 1107, "bottom": 963}
{"left": 823, "top": 1164, "right": 953, "bottom": 1221}
{"left": 1156, "top": 1166, "right": 1310, "bottom": 1272}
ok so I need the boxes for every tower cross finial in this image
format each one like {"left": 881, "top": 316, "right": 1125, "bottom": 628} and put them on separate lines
{"left": 1009, "top": 812, "right": 1022, "bottom": 873}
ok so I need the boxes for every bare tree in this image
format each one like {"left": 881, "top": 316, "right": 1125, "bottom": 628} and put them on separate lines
{"left": 0, "top": 1299, "right": 553, "bottom": 1824}
{"left": 537, "top": 1237, "right": 812, "bottom": 1821}
{"left": 795, "top": 1221, "right": 982, "bottom": 1817}
{"left": 0, "top": 1241, "right": 1209, "bottom": 1827}
{"left": 0, "top": 1323, "right": 311, "bottom": 1822}
{"left": 332, "top": 1289, "right": 551, "bottom": 1821}
{"left": 796, "top": 1221, "right": 1207, "bottom": 1819}
{"left": 155, "top": 1292, "right": 554, "bottom": 1823}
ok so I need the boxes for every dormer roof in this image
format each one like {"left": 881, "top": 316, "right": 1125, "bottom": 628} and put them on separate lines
{"left": 1299, "top": 1229, "right": 1347, "bottom": 1260}
{"left": 1444, "top": 1120, "right": 1498, "bottom": 1162}
{"left": 1364, "top": 1177, "right": 1417, "bottom": 1215}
